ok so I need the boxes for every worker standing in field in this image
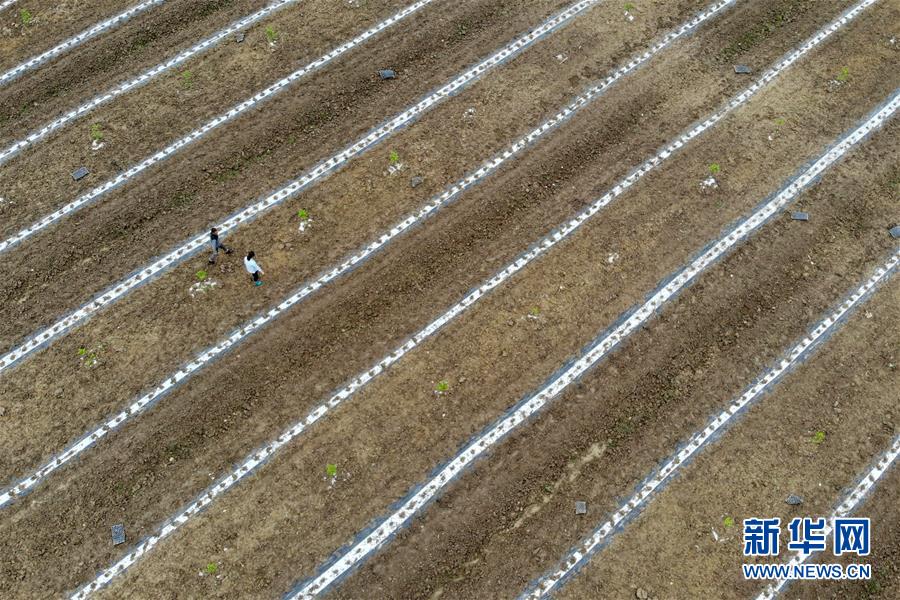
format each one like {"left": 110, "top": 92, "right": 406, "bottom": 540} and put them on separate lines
{"left": 208, "top": 227, "right": 233, "bottom": 264}
{"left": 244, "top": 251, "right": 264, "bottom": 286}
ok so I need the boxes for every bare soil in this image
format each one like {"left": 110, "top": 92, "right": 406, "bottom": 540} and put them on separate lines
{"left": 0, "top": 0, "right": 135, "bottom": 73}
{"left": 0, "top": 0, "right": 897, "bottom": 598}
{"left": 556, "top": 279, "right": 898, "bottom": 600}
{"left": 0, "top": 0, "right": 266, "bottom": 134}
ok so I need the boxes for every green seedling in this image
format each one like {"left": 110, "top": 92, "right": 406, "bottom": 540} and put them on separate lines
{"left": 297, "top": 208, "right": 309, "bottom": 221}
{"left": 172, "top": 192, "right": 195, "bottom": 209}
{"left": 180, "top": 70, "right": 194, "bottom": 88}
{"left": 529, "top": 306, "right": 541, "bottom": 316}
{"left": 723, "top": 516, "right": 735, "bottom": 528}
{"left": 708, "top": 163, "right": 721, "bottom": 175}
{"left": 812, "top": 430, "right": 826, "bottom": 444}
{"left": 614, "top": 419, "right": 634, "bottom": 437}
{"left": 19, "top": 9, "right": 33, "bottom": 26}
{"left": 326, "top": 463, "right": 338, "bottom": 478}
{"left": 214, "top": 167, "right": 239, "bottom": 183}
{"left": 265, "top": 26, "right": 279, "bottom": 44}
{"left": 624, "top": 2, "right": 635, "bottom": 10}
{"left": 542, "top": 484, "right": 553, "bottom": 494}
{"left": 196, "top": 270, "right": 208, "bottom": 282}
{"left": 836, "top": 66, "right": 850, "bottom": 83}
{"left": 90, "top": 123, "right": 103, "bottom": 142}
{"left": 389, "top": 150, "right": 400, "bottom": 165}
{"left": 206, "top": 562, "right": 218, "bottom": 575}
{"left": 773, "top": 117, "right": 786, "bottom": 126}
{"left": 79, "top": 346, "right": 100, "bottom": 368}
{"left": 435, "top": 380, "right": 450, "bottom": 393}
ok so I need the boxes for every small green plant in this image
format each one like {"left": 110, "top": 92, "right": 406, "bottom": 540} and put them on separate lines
{"left": 624, "top": 2, "right": 635, "bottom": 10}
{"left": 265, "top": 26, "right": 279, "bottom": 44}
{"left": 708, "top": 163, "right": 721, "bottom": 175}
{"left": 389, "top": 150, "right": 400, "bottom": 165}
{"left": 90, "top": 123, "right": 103, "bottom": 142}
{"left": 529, "top": 306, "right": 541, "bottom": 316}
{"left": 836, "top": 66, "right": 850, "bottom": 83}
{"left": 435, "top": 380, "right": 450, "bottom": 393}
{"left": 297, "top": 208, "right": 309, "bottom": 221}
{"left": 171, "top": 192, "right": 195, "bottom": 209}
{"left": 812, "top": 430, "right": 826, "bottom": 444}
{"left": 206, "top": 562, "right": 218, "bottom": 575}
{"left": 723, "top": 516, "right": 735, "bottom": 528}
{"left": 213, "top": 167, "right": 239, "bottom": 184}
{"left": 196, "top": 270, "right": 208, "bottom": 282}
{"left": 19, "top": 9, "right": 33, "bottom": 26}
{"left": 773, "top": 117, "right": 786, "bottom": 126}
{"left": 326, "top": 463, "right": 338, "bottom": 478}
{"left": 180, "top": 70, "right": 194, "bottom": 88}
{"left": 78, "top": 345, "right": 101, "bottom": 368}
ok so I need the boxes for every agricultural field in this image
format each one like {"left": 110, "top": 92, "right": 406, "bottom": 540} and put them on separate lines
{"left": 0, "top": 0, "right": 897, "bottom": 598}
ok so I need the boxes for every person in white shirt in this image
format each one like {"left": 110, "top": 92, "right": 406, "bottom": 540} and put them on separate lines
{"left": 244, "top": 251, "right": 264, "bottom": 286}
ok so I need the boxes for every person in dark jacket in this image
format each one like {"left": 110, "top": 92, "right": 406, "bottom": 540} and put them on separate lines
{"left": 208, "top": 227, "right": 233, "bottom": 264}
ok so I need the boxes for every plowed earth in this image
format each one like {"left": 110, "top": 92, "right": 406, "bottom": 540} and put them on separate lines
{"left": 0, "top": 0, "right": 897, "bottom": 598}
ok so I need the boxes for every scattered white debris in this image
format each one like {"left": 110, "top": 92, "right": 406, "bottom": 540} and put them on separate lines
{"left": 700, "top": 176, "right": 718, "bottom": 190}
{"left": 865, "top": 310, "right": 873, "bottom": 319}
{"left": 464, "top": 106, "right": 476, "bottom": 119}
{"left": 189, "top": 279, "right": 218, "bottom": 298}
{"left": 556, "top": 53, "right": 568, "bottom": 63}
{"left": 387, "top": 162, "right": 404, "bottom": 175}
{"left": 298, "top": 218, "right": 313, "bottom": 233}
{"left": 91, "top": 139, "right": 105, "bottom": 151}
{"left": 624, "top": 10, "right": 634, "bottom": 21}
{"left": 606, "top": 252, "right": 620, "bottom": 264}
